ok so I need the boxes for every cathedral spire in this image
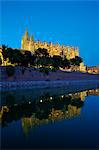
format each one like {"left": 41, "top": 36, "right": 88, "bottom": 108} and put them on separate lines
{"left": 30, "top": 35, "right": 34, "bottom": 41}
{"left": 24, "top": 28, "right": 29, "bottom": 40}
{"left": 21, "top": 28, "right": 29, "bottom": 49}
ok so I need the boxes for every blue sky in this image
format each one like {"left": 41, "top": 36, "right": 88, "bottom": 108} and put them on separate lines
{"left": 1, "top": 1, "right": 99, "bottom": 66}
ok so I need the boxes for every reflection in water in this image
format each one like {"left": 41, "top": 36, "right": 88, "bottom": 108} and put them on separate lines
{"left": 0, "top": 89, "right": 99, "bottom": 135}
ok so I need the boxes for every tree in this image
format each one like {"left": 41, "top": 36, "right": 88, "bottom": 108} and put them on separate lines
{"left": 22, "top": 51, "right": 32, "bottom": 67}
{"left": 70, "top": 56, "right": 83, "bottom": 66}
{"left": 36, "top": 56, "right": 52, "bottom": 68}
{"left": 0, "top": 56, "right": 2, "bottom": 65}
{"left": 61, "top": 58, "right": 70, "bottom": 69}
{"left": 2, "top": 45, "right": 8, "bottom": 61}
{"left": 4, "top": 48, "right": 24, "bottom": 66}
{"left": 52, "top": 55, "right": 63, "bottom": 70}
{"left": 75, "top": 56, "right": 83, "bottom": 65}
{"left": 2, "top": 46, "right": 20, "bottom": 65}
{"left": 6, "top": 65, "right": 15, "bottom": 77}
{"left": 34, "top": 48, "right": 49, "bottom": 57}
{"left": 70, "top": 58, "right": 76, "bottom": 66}
{"left": 30, "top": 55, "right": 36, "bottom": 67}
{"left": 2, "top": 46, "right": 16, "bottom": 65}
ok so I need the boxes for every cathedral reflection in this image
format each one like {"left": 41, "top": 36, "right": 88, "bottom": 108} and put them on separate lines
{"left": 0, "top": 89, "right": 99, "bottom": 135}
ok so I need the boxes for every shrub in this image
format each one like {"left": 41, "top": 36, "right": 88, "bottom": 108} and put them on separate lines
{"left": 44, "top": 68, "right": 49, "bottom": 75}
{"left": 51, "top": 67, "right": 57, "bottom": 72}
{"left": 6, "top": 66, "right": 15, "bottom": 77}
{"left": 39, "top": 67, "right": 49, "bottom": 75}
{"left": 6, "top": 94, "right": 15, "bottom": 106}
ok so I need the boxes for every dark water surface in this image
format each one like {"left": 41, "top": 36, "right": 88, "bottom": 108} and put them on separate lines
{"left": 0, "top": 85, "right": 99, "bottom": 149}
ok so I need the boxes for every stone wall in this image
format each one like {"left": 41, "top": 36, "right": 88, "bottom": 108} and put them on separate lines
{"left": 0, "top": 66, "right": 99, "bottom": 82}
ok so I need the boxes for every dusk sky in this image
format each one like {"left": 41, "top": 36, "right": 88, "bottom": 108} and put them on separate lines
{"left": 1, "top": 1, "right": 99, "bottom": 66}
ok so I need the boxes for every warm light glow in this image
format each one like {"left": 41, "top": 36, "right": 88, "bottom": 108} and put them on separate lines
{"left": 40, "top": 99, "right": 43, "bottom": 102}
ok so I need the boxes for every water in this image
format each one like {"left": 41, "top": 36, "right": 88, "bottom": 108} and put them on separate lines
{"left": 0, "top": 85, "right": 99, "bottom": 149}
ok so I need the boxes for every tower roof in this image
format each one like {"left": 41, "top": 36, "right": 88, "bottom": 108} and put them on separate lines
{"left": 25, "top": 29, "right": 28, "bottom": 35}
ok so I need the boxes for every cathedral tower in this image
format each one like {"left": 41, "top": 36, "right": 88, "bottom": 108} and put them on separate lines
{"left": 21, "top": 29, "right": 29, "bottom": 49}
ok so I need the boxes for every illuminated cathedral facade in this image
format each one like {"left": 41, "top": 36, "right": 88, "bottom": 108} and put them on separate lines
{"left": 21, "top": 29, "right": 79, "bottom": 59}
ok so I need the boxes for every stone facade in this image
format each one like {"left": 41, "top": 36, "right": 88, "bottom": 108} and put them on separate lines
{"left": 21, "top": 30, "right": 79, "bottom": 59}
{"left": 87, "top": 66, "right": 99, "bottom": 74}
{"left": 21, "top": 30, "right": 87, "bottom": 72}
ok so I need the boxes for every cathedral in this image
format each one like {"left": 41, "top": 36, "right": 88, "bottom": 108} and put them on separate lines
{"left": 21, "top": 29, "right": 79, "bottom": 59}
{"left": 0, "top": 29, "right": 86, "bottom": 72}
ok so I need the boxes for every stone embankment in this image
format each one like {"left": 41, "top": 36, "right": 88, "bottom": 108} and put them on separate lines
{"left": 0, "top": 66, "right": 99, "bottom": 90}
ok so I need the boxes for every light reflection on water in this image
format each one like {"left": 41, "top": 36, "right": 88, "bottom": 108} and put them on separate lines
{"left": 0, "top": 86, "right": 99, "bottom": 149}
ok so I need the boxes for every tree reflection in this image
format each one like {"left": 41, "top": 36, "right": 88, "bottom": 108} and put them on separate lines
{"left": 6, "top": 94, "right": 15, "bottom": 106}
{"left": 0, "top": 89, "right": 99, "bottom": 135}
